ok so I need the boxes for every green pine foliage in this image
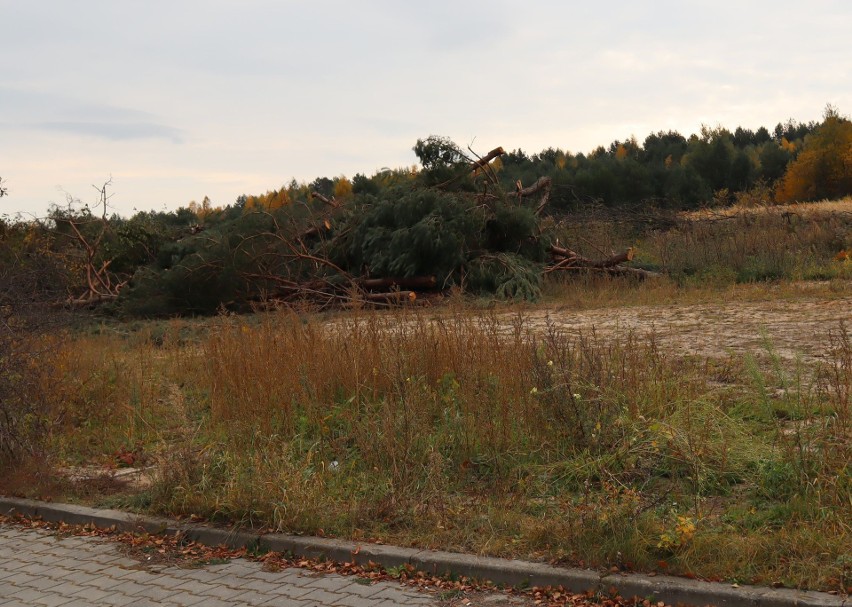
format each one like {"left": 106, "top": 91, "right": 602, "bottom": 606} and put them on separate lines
{"left": 465, "top": 253, "right": 542, "bottom": 300}
{"left": 335, "top": 188, "right": 482, "bottom": 282}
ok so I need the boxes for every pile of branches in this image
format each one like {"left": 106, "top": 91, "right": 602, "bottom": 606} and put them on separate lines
{"left": 212, "top": 142, "right": 650, "bottom": 310}
{"left": 5, "top": 142, "right": 652, "bottom": 317}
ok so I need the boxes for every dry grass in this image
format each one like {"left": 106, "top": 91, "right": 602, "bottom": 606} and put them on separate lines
{"left": 3, "top": 199, "right": 852, "bottom": 592}
{"left": 637, "top": 198, "right": 852, "bottom": 285}
{"left": 12, "top": 303, "right": 848, "bottom": 592}
{"left": 540, "top": 197, "right": 852, "bottom": 309}
{"left": 684, "top": 197, "right": 852, "bottom": 220}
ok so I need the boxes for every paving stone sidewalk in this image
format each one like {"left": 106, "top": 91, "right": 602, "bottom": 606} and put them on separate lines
{"left": 0, "top": 524, "right": 520, "bottom": 607}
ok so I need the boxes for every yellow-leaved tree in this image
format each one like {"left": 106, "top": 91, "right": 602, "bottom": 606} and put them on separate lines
{"left": 188, "top": 196, "right": 220, "bottom": 220}
{"left": 775, "top": 105, "right": 852, "bottom": 202}
{"left": 243, "top": 188, "right": 291, "bottom": 211}
{"left": 332, "top": 176, "right": 353, "bottom": 202}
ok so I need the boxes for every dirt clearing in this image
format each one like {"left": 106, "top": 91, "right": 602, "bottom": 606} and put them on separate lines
{"left": 518, "top": 294, "right": 851, "bottom": 364}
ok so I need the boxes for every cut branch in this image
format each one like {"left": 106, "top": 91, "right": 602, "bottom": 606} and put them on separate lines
{"left": 471, "top": 147, "right": 505, "bottom": 172}
{"left": 546, "top": 243, "right": 659, "bottom": 279}
{"left": 59, "top": 186, "right": 125, "bottom": 305}
{"left": 514, "top": 176, "right": 552, "bottom": 215}
{"left": 311, "top": 191, "right": 340, "bottom": 208}
{"left": 470, "top": 147, "right": 506, "bottom": 185}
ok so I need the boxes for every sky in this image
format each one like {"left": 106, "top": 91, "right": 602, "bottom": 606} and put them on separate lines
{"left": 1, "top": 0, "right": 850, "bottom": 218}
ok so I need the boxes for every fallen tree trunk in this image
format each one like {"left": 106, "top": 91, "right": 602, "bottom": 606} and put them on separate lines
{"left": 547, "top": 244, "right": 635, "bottom": 268}
{"left": 363, "top": 291, "right": 417, "bottom": 304}
{"left": 545, "top": 244, "right": 657, "bottom": 278}
{"left": 359, "top": 276, "right": 437, "bottom": 290}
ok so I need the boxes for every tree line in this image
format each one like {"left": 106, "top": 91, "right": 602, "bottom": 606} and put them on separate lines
{"left": 234, "top": 105, "right": 851, "bottom": 212}
{"left": 1, "top": 106, "right": 850, "bottom": 317}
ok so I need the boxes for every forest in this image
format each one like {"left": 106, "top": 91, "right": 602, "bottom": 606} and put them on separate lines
{"left": 2, "top": 105, "right": 851, "bottom": 317}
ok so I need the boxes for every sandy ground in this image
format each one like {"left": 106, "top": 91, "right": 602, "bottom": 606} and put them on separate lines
{"left": 324, "top": 285, "right": 852, "bottom": 366}
{"left": 515, "top": 295, "right": 851, "bottom": 364}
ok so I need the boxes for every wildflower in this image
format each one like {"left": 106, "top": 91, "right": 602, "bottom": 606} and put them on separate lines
{"left": 530, "top": 387, "right": 538, "bottom": 395}
{"left": 547, "top": 360, "right": 554, "bottom": 367}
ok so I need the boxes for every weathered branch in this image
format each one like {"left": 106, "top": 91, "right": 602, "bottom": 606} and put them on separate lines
{"left": 63, "top": 292, "right": 120, "bottom": 308}
{"left": 92, "top": 178, "right": 113, "bottom": 221}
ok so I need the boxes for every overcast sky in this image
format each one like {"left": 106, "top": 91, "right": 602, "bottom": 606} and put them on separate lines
{"left": 2, "top": 1, "right": 850, "bottom": 217}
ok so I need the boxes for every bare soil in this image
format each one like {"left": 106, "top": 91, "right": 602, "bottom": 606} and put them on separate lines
{"left": 519, "top": 294, "right": 851, "bottom": 364}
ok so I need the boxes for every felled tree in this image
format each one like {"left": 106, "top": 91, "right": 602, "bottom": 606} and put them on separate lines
{"left": 113, "top": 136, "right": 642, "bottom": 315}
{"left": 329, "top": 145, "right": 549, "bottom": 300}
{"left": 120, "top": 201, "right": 344, "bottom": 315}
{"left": 329, "top": 187, "right": 483, "bottom": 285}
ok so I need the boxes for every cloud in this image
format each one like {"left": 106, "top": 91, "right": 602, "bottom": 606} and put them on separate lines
{"left": 1, "top": 0, "right": 850, "bottom": 218}
{"left": 31, "top": 121, "right": 185, "bottom": 143}
{"left": 0, "top": 86, "right": 183, "bottom": 143}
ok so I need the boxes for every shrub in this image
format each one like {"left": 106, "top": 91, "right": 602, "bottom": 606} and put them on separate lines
{"left": 0, "top": 223, "right": 69, "bottom": 462}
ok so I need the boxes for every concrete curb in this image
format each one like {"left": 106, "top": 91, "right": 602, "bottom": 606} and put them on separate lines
{"left": 0, "top": 496, "right": 845, "bottom": 607}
